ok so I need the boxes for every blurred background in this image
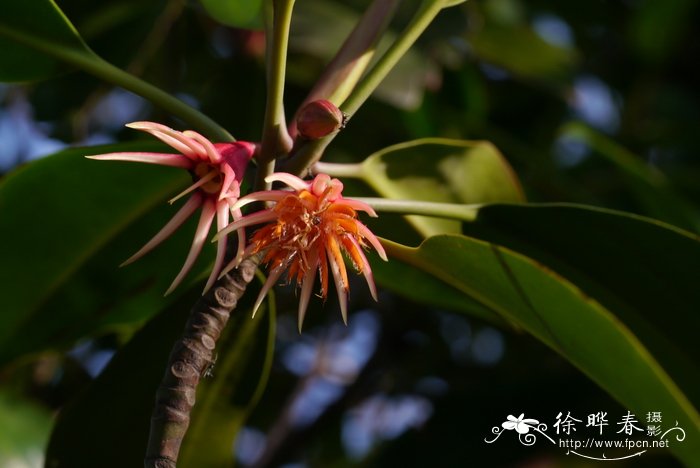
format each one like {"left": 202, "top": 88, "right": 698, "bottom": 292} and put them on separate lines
{"left": 1, "top": 0, "right": 698, "bottom": 466}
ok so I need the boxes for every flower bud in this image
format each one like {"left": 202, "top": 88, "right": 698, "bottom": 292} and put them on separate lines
{"left": 296, "top": 99, "right": 346, "bottom": 140}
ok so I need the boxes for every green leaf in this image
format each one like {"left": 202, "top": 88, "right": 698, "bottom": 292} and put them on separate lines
{"left": 0, "top": 391, "right": 52, "bottom": 466}
{"left": 384, "top": 234, "right": 699, "bottom": 466}
{"left": 460, "top": 203, "right": 700, "bottom": 403}
{"left": 179, "top": 276, "right": 276, "bottom": 467}
{"left": 0, "top": 143, "right": 190, "bottom": 364}
{"left": 200, "top": 0, "right": 264, "bottom": 30}
{"left": 468, "top": 23, "right": 576, "bottom": 83}
{"left": 358, "top": 138, "right": 524, "bottom": 236}
{"left": 0, "top": 0, "right": 93, "bottom": 82}
{"left": 46, "top": 280, "right": 273, "bottom": 468}
{"left": 560, "top": 122, "right": 700, "bottom": 232}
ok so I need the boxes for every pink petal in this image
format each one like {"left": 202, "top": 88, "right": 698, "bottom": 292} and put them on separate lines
{"left": 86, "top": 152, "right": 192, "bottom": 169}
{"left": 165, "top": 198, "right": 217, "bottom": 295}
{"left": 252, "top": 263, "right": 286, "bottom": 318}
{"left": 127, "top": 121, "right": 205, "bottom": 160}
{"left": 183, "top": 130, "right": 221, "bottom": 163}
{"left": 219, "top": 165, "right": 238, "bottom": 201}
{"left": 229, "top": 190, "right": 289, "bottom": 211}
{"left": 346, "top": 236, "right": 378, "bottom": 301}
{"left": 265, "top": 172, "right": 310, "bottom": 191}
{"left": 231, "top": 207, "right": 247, "bottom": 265}
{"left": 217, "top": 141, "right": 256, "bottom": 178}
{"left": 357, "top": 223, "right": 387, "bottom": 261}
{"left": 214, "top": 209, "right": 278, "bottom": 240}
{"left": 121, "top": 193, "right": 203, "bottom": 266}
{"left": 339, "top": 198, "right": 378, "bottom": 217}
{"left": 168, "top": 171, "right": 218, "bottom": 205}
{"left": 297, "top": 249, "right": 319, "bottom": 332}
{"left": 326, "top": 243, "right": 349, "bottom": 324}
{"left": 203, "top": 201, "right": 230, "bottom": 293}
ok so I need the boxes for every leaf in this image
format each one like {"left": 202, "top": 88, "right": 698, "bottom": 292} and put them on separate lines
{"left": 460, "top": 203, "right": 700, "bottom": 402}
{"left": 0, "top": 0, "right": 93, "bottom": 82}
{"left": 384, "top": 234, "right": 699, "bottom": 466}
{"left": 179, "top": 276, "right": 276, "bottom": 467}
{"left": 0, "top": 143, "right": 191, "bottom": 365}
{"left": 0, "top": 391, "right": 52, "bottom": 466}
{"left": 468, "top": 23, "right": 577, "bottom": 83}
{"left": 45, "top": 279, "right": 273, "bottom": 468}
{"left": 358, "top": 138, "right": 524, "bottom": 236}
{"left": 369, "top": 250, "right": 507, "bottom": 326}
{"left": 200, "top": 0, "right": 264, "bottom": 30}
{"left": 560, "top": 122, "right": 700, "bottom": 232}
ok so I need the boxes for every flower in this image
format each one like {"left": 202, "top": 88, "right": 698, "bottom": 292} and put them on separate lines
{"left": 502, "top": 414, "right": 539, "bottom": 434}
{"left": 217, "top": 173, "right": 387, "bottom": 330}
{"left": 87, "top": 121, "right": 256, "bottom": 294}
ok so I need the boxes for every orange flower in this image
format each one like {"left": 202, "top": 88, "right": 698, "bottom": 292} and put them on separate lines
{"left": 217, "top": 173, "right": 387, "bottom": 329}
{"left": 88, "top": 121, "right": 256, "bottom": 294}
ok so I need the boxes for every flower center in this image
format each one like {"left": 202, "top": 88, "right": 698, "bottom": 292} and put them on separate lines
{"left": 194, "top": 162, "right": 223, "bottom": 194}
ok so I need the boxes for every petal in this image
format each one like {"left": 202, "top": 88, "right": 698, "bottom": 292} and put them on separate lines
{"left": 121, "top": 193, "right": 203, "bottom": 266}
{"left": 265, "top": 172, "right": 310, "bottom": 191}
{"left": 252, "top": 263, "right": 287, "bottom": 318}
{"left": 183, "top": 130, "right": 221, "bottom": 163}
{"left": 168, "top": 170, "right": 218, "bottom": 205}
{"left": 126, "top": 121, "right": 204, "bottom": 160}
{"left": 219, "top": 165, "right": 238, "bottom": 201}
{"left": 338, "top": 198, "right": 377, "bottom": 217}
{"left": 228, "top": 190, "right": 289, "bottom": 211}
{"left": 203, "top": 201, "right": 230, "bottom": 293}
{"left": 214, "top": 209, "right": 278, "bottom": 240}
{"left": 344, "top": 236, "right": 378, "bottom": 301}
{"left": 297, "top": 248, "right": 319, "bottom": 332}
{"left": 357, "top": 223, "right": 387, "bottom": 261}
{"left": 326, "top": 236, "right": 349, "bottom": 324}
{"left": 502, "top": 422, "right": 517, "bottom": 430}
{"left": 86, "top": 152, "right": 192, "bottom": 169}
{"left": 515, "top": 423, "right": 530, "bottom": 434}
{"left": 165, "top": 198, "right": 217, "bottom": 295}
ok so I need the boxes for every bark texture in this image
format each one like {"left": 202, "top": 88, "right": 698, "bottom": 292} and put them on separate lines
{"left": 144, "top": 257, "right": 258, "bottom": 468}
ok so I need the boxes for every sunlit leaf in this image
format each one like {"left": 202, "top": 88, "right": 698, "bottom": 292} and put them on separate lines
{"left": 384, "top": 234, "right": 700, "bottom": 466}
{"left": 358, "top": 138, "right": 524, "bottom": 236}
{"left": 461, "top": 203, "right": 700, "bottom": 402}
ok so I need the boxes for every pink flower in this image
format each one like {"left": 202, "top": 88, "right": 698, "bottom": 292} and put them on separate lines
{"left": 217, "top": 173, "right": 387, "bottom": 330}
{"left": 87, "top": 121, "right": 256, "bottom": 294}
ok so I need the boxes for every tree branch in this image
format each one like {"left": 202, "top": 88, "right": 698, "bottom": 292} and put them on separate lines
{"left": 144, "top": 256, "right": 259, "bottom": 468}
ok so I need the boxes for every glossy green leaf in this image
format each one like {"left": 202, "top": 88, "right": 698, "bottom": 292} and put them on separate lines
{"left": 179, "top": 277, "right": 275, "bottom": 467}
{"left": 358, "top": 138, "right": 524, "bottom": 236}
{"left": 0, "top": 0, "right": 93, "bottom": 82}
{"left": 384, "top": 234, "right": 699, "bottom": 466}
{"left": 0, "top": 391, "right": 52, "bottom": 466}
{"left": 200, "top": 0, "right": 264, "bottom": 29}
{"left": 46, "top": 279, "right": 273, "bottom": 468}
{"left": 0, "top": 143, "right": 192, "bottom": 364}
{"left": 461, "top": 203, "right": 700, "bottom": 403}
{"left": 560, "top": 122, "right": 700, "bottom": 232}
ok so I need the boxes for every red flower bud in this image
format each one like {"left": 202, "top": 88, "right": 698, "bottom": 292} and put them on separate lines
{"left": 296, "top": 99, "right": 346, "bottom": 140}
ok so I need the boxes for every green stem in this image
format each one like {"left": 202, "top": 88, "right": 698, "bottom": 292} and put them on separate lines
{"left": 282, "top": 0, "right": 449, "bottom": 175}
{"left": 0, "top": 26, "right": 233, "bottom": 142}
{"left": 342, "top": 0, "right": 447, "bottom": 116}
{"left": 354, "top": 197, "right": 480, "bottom": 222}
{"left": 290, "top": 0, "right": 399, "bottom": 139}
{"left": 258, "top": 0, "right": 295, "bottom": 188}
{"left": 312, "top": 161, "right": 364, "bottom": 178}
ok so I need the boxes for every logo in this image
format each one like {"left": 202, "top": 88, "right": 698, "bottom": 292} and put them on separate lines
{"left": 484, "top": 411, "right": 686, "bottom": 461}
